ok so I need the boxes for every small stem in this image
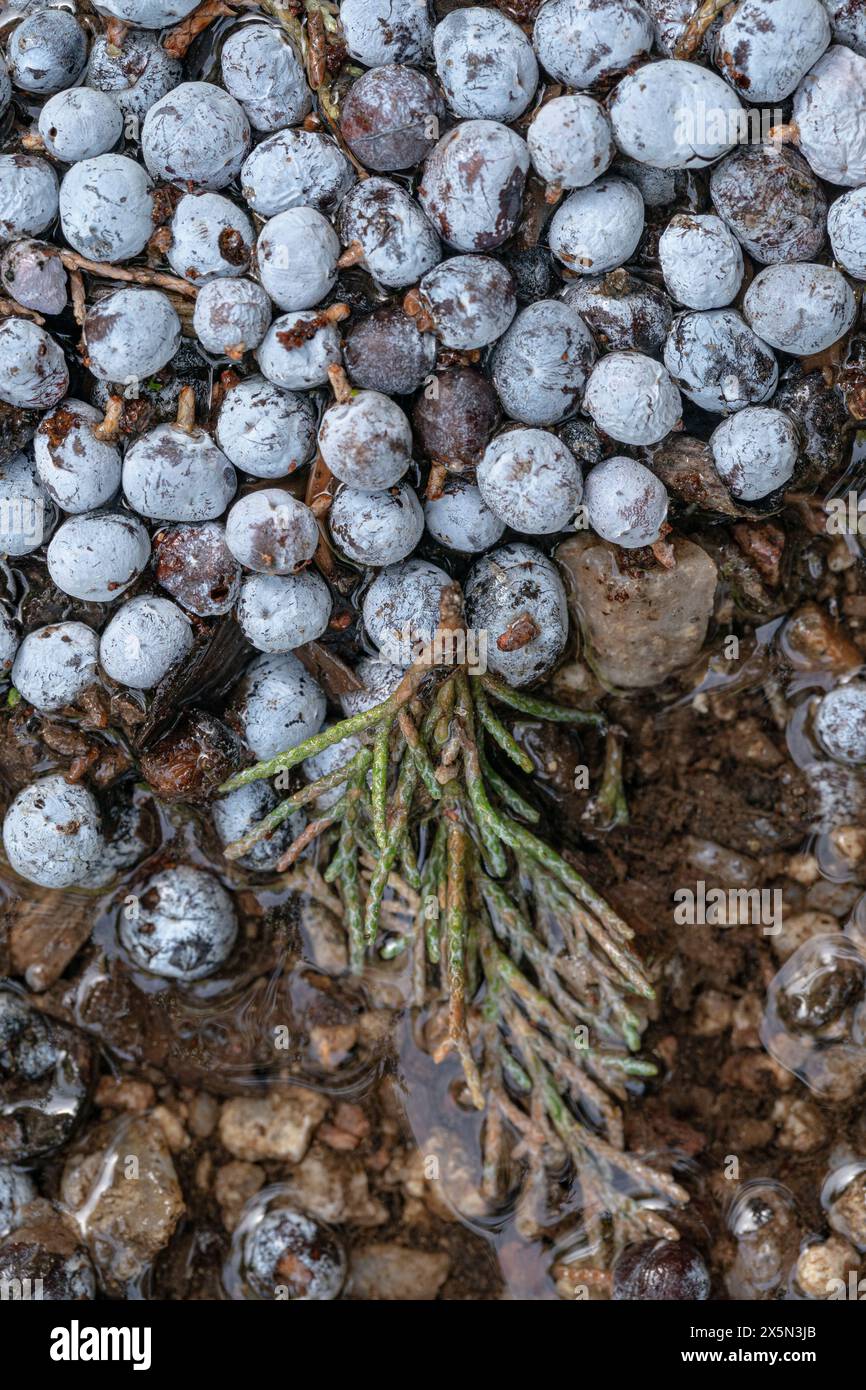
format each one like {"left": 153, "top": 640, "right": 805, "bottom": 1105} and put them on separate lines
{"left": 91, "top": 395, "right": 123, "bottom": 443}
{"left": 403, "top": 287, "right": 436, "bottom": 334}
{"left": 69, "top": 267, "right": 86, "bottom": 329}
{"left": 673, "top": 0, "right": 730, "bottom": 59}
{"left": 768, "top": 121, "right": 800, "bottom": 144}
{"left": 175, "top": 385, "right": 197, "bottom": 435}
{"left": 327, "top": 362, "right": 353, "bottom": 403}
{"left": 425, "top": 462, "right": 447, "bottom": 500}
{"left": 0, "top": 299, "right": 44, "bottom": 326}
{"left": 163, "top": 0, "right": 234, "bottom": 60}
{"left": 336, "top": 241, "right": 365, "bottom": 270}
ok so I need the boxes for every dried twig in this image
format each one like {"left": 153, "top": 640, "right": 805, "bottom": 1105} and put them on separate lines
{"left": 58, "top": 250, "right": 199, "bottom": 300}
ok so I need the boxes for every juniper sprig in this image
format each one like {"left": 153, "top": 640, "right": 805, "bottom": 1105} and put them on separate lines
{"left": 219, "top": 586, "right": 686, "bottom": 1240}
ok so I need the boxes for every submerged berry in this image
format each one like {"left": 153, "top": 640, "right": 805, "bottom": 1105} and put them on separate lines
{"left": 38, "top": 88, "right": 124, "bottom": 163}
{"left": 154, "top": 521, "right": 241, "bottom": 617}
{"left": 59, "top": 155, "right": 154, "bottom": 266}
{"left": 709, "top": 144, "right": 827, "bottom": 265}
{"left": 338, "top": 178, "right": 441, "bottom": 289}
{"left": 613, "top": 1239, "right": 711, "bottom": 1300}
{"left": 303, "top": 731, "right": 364, "bottom": 811}
{"left": 663, "top": 308, "right": 778, "bottom": 414}
{"left": 84, "top": 288, "right": 181, "bottom": 385}
{"left": 226, "top": 1190, "right": 346, "bottom": 1301}
{"left": 0, "top": 317, "right": 68, "bottom": 410}
{"left": 339, "top": 655, "right": 402, "bottom": 717}
{"left": 713, "top": 0, "right": 830, "bottom": 102}
{"left": 142, "top": 82, "right": 251, "bottom": 191}
{"left": 0, "top": 990, "right": 92, "bottom": 1158}
{"left": 85, "top": 30, "right": 182, "bottom": 118}
{"left": 659, "top": 214, "right": 744, "bottom": 310}
{"left": 221, "top": 24, "right": 310, "bottom": 133}
{"left": 120, "top": 865, "right": 237, "bottom": 982}
{"left": 224, "top": 489, "right": 319, "bottom": 575}
{"left": 194, "top": 278, "right": 272, "bottom": 358}
{"left": 528, "top": 95, "right": 613, "bottom": 193}
{"left": 814, "top": 683, "right": 866, "bottom": 765}
{"left": 610, "top": 60, "right": 744, "bottom": 169}
{"left": 318, "top": 390, "right": 412, "bottom": 491}
{"left": 166, "top": 192, "right": 253, "bottom": 285}
{"left": 213, "top": 782, "right": 299, "bottom": 873}
{"left": 363, "top": 559, "right": 451, "bottom": 667}
{"left": 7, "top": 10, "right": 87, "bottom": 95}
{"left": 46, "top": 511, "right": 150, "bottom": 602}
{"left": 0, "top": 156, "right": 59, "bottom": 244}
{"left": 240, "top": 129, "right": 355, "bottom": 218}
{"left": 257, "top": 207, "right": 340, "bottom": 311}
{"left": 412, "top": 255, "right": 516, "bottom": 350}
{"left": 234, "top": 652, "right": 326, "bottom": 760}
{"left": 424, "top": 476, "right": 505, "bottom": 554}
